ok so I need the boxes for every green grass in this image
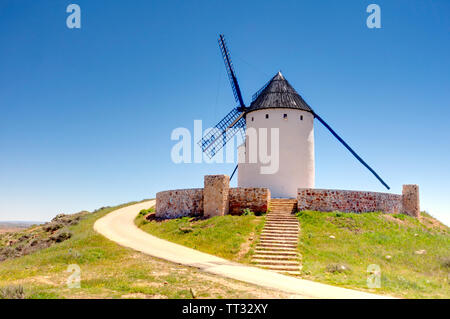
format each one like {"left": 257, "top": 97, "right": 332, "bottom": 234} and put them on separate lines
{"left": 137, "top": 208, "right": 449, "bottom": 298}
{"left": 136, "top": 214, "right": 265, "bottom": 262}
{"left": 0, "top": 201, "right": 289, "bottom": 299}
{"left": 297, "top": 211, "right": 450, "bottom": 298}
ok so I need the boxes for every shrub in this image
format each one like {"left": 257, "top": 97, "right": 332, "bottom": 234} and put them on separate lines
{"left": 138, "top": 208, "right": 155, "bottom": 217}
{"left": 440, "top": 257, "right": 450, "bottom": 269}
{"left": 242, "top": 209, "right": 254, "bottom": 216}
{"left": 0, "top": 285, "right": 25, "bottom": 299}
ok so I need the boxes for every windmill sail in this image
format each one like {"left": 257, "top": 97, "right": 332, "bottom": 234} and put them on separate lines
{"left": 198, "top": 107, "right": 246, "bottom": 159}
{"left": 313, "top": 112, "right": 390, "bottom": 190}
{"left": 198, "top": 34, "right": 247, "bottom": 159}
{"left": 218, "top": 34, "right": 245, "bottom": 109}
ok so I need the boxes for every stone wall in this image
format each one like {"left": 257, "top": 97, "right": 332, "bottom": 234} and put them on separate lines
{"left": 402, "top": 184, "right": 420, "bottom": 217}
{"left": 204, "top": 175, "right": 230, "bottom": 218}
{"left": 156, "top": 177, "right": 419, "bottom": 219}
{"left": 229, "top": 188, "right": 271, "bottom": 215}
{"left": 155, "top": 186, "right": 271, "bottom": 219}
{"left": 297, "top": 188, "right": 403, "bottom": 214}
{"left": 155, "top": 188, "right": 203, "bottom": 219}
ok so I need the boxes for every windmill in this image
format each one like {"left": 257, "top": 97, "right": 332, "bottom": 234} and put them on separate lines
{"left": 199, "top": 34, "right": 389, "bottom": 197}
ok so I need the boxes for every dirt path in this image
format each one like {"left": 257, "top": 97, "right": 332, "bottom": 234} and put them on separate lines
{"left": 94, "top": 200, "right": 391, "bottom": 299}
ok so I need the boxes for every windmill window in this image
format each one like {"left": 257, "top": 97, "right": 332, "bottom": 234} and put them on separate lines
{"left": 251, "top": 117, "right": 254, "bottom": 122}
{"left": 265, "top": 114, "right": 269, "bottom": 119}
{"left": 283, "top": 114, "right": 288, "bottom": 120}
{"left": 300, "top": 115, "right": 303, "bottom": 121}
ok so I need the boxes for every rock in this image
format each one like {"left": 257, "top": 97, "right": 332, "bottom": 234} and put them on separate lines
{"left": 385, "top": 255, "right": 392, "bottom": 260}
{"left": 43, "top": 222, "right": 63, "bottom": 232}
{"left": 414, "top": 233, "right": 419, "bottom": 237}
{"left": 329, "top": 235, "right": 335, "bottom": 239}
{"left": 18, "top": 235, "right": 29, "bottom": 242}
{"left": 326, "top": 263, "right": 350, "bottom": 273}
{"left": 51, "top": 214, "right": 67, "bottom": 222}
{"left": 415, "top": 249, "right": 426, "bottom": 255}
{"left": 50, "top": 230, "right": 72, "bottom": 243}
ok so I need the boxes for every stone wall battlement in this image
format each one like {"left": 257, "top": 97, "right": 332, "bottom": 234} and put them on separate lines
{"left": 155, "top": 175, "right": 419, "bottom": 219}
{"left": 297, "top": 185, "right": 419, "bottom": 217}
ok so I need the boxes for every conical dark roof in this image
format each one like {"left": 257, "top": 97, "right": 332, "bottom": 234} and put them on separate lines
{"left": 247, "top": 72, "right": 313, "bottom": 113}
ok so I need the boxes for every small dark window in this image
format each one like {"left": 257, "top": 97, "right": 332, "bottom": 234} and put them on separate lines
{"left": 283, "top": 114, "right": 288, "bottom": 119}
{"left": 300, "top": 115, "right": 303, "bottom": 121}
{"left": 251, "top": 117, "right": 254, "bottom": 122}
{"left": 265, "top": 114, "right": 269, "bottom": 119}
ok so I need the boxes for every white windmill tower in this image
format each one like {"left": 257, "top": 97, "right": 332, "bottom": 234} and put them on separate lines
{"left": 199, "top": 35, "right": 389, "bottom": 198}
{"left": 237, "top": 71, "right": 315, "bottom": 198}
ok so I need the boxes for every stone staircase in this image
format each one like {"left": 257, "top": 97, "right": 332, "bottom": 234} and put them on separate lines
{"left": 251, "top": 198, "right": 301, "bottom": 275}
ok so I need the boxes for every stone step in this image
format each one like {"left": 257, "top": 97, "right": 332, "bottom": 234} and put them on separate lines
{"left": 265, "top": 220, "right": 298, "bottom": 224}
{"left": 264, "top": 225, "right": 298, "bottom": 229}
{"left": 261, "top": 231, "right": 298, "bottom": 236}
{"left": 256, "top": 243, "right": 297, "bottom": 249}
{"left": 261, "top": 235, "right": 298, "bottom": 241}
{"left": 264, "top": 220, "right": 299, "bottom": 228}
{"left": 267, "top": 215, "right": 297, "bottom": 218}
{"left": 260, "top": 235, "right": 298, "bottom": 241}
{"left": 252, "top": 259, "right": 299, "bottom": 266}
{"left": 261, "top": 230, "right": 298, "bottom": 235}
{"left": 263, "top": 230, "right": 298, "bottom": 235}
{"left": 266, "top": 216, "right": 297, "bottom": 219}
{"left": 266, "top": 221, "right": 297, "bottom": 224}
{"left": 265, "top": 221, "right": 298, "bottom": 224}
{"left": 265, "top": 222, "right": 298, "bottom": 227}
{"left": 253, "top": 199, "right": 301, "bottom": 275}
{"left": 254, "top": 245, "right": 298, "bottom": 252}
{"left": 254, "top": 249, "right": 298, "bottom": 256}
{"left": 264, "top": 224, "right": 298, "bottom": 228}
{"left": 252, "top": 254, "right": 299, "bottom": 262}
{"left": 259, "top": 238, "right": 298, "bottom": 244}
{"left": 271, "top": 199, "right": 297, "bottom": 203}
{"left": 258, "top": 239, "right": 297, "bottom": 245}
{"left": 271, "top": 206, "right": 297, "bottom": 208}
{"left": 261, "top": 233, "right": 298, "bottom": 239}
{"left": 258, "top": 241, "right": 297, "bottom": 247}
{"left": 259, "top": 237, "right": 298, "bottom": 242}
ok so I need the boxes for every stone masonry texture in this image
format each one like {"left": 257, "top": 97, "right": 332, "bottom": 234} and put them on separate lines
{"left": 155, "top": 188, "right": 203, "bottom": 219}
{"left": 402, "top": 184, "right": 420, "bottom": 217}
{"left": 203, "top": 175, "right": 230, "bottom": 218}
{"left": 297, "top": 188, "right": 403, "bottom": 214}
{"left": 156, "top": 176, "right": 419, "bottom": 219}
{"left": 229, "top": 188, "right": 271, "bottom": 215}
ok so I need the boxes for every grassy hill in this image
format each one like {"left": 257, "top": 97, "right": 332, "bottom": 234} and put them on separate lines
{"left": 2, "top": 200, "right": 448, "bottom": 299}
{"left": 136, "top": 209, "right": 264, "bottom": 263}
{"left": 138, "top": 210, "right": 450, "bottom": 299}
{"left": 297, "top": 211, "right": 449, "bottom": 298}
{"left": 0, "top": 202, "right": 293, "bottom": 299}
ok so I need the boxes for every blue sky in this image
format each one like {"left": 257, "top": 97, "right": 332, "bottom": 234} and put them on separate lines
{"left": 0, "top": 0, "right": 449, "bottom": 224}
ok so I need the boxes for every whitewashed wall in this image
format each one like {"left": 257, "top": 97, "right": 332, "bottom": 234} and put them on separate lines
{"left": 238, "top": 108, "right": 315, "bottom": 198}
